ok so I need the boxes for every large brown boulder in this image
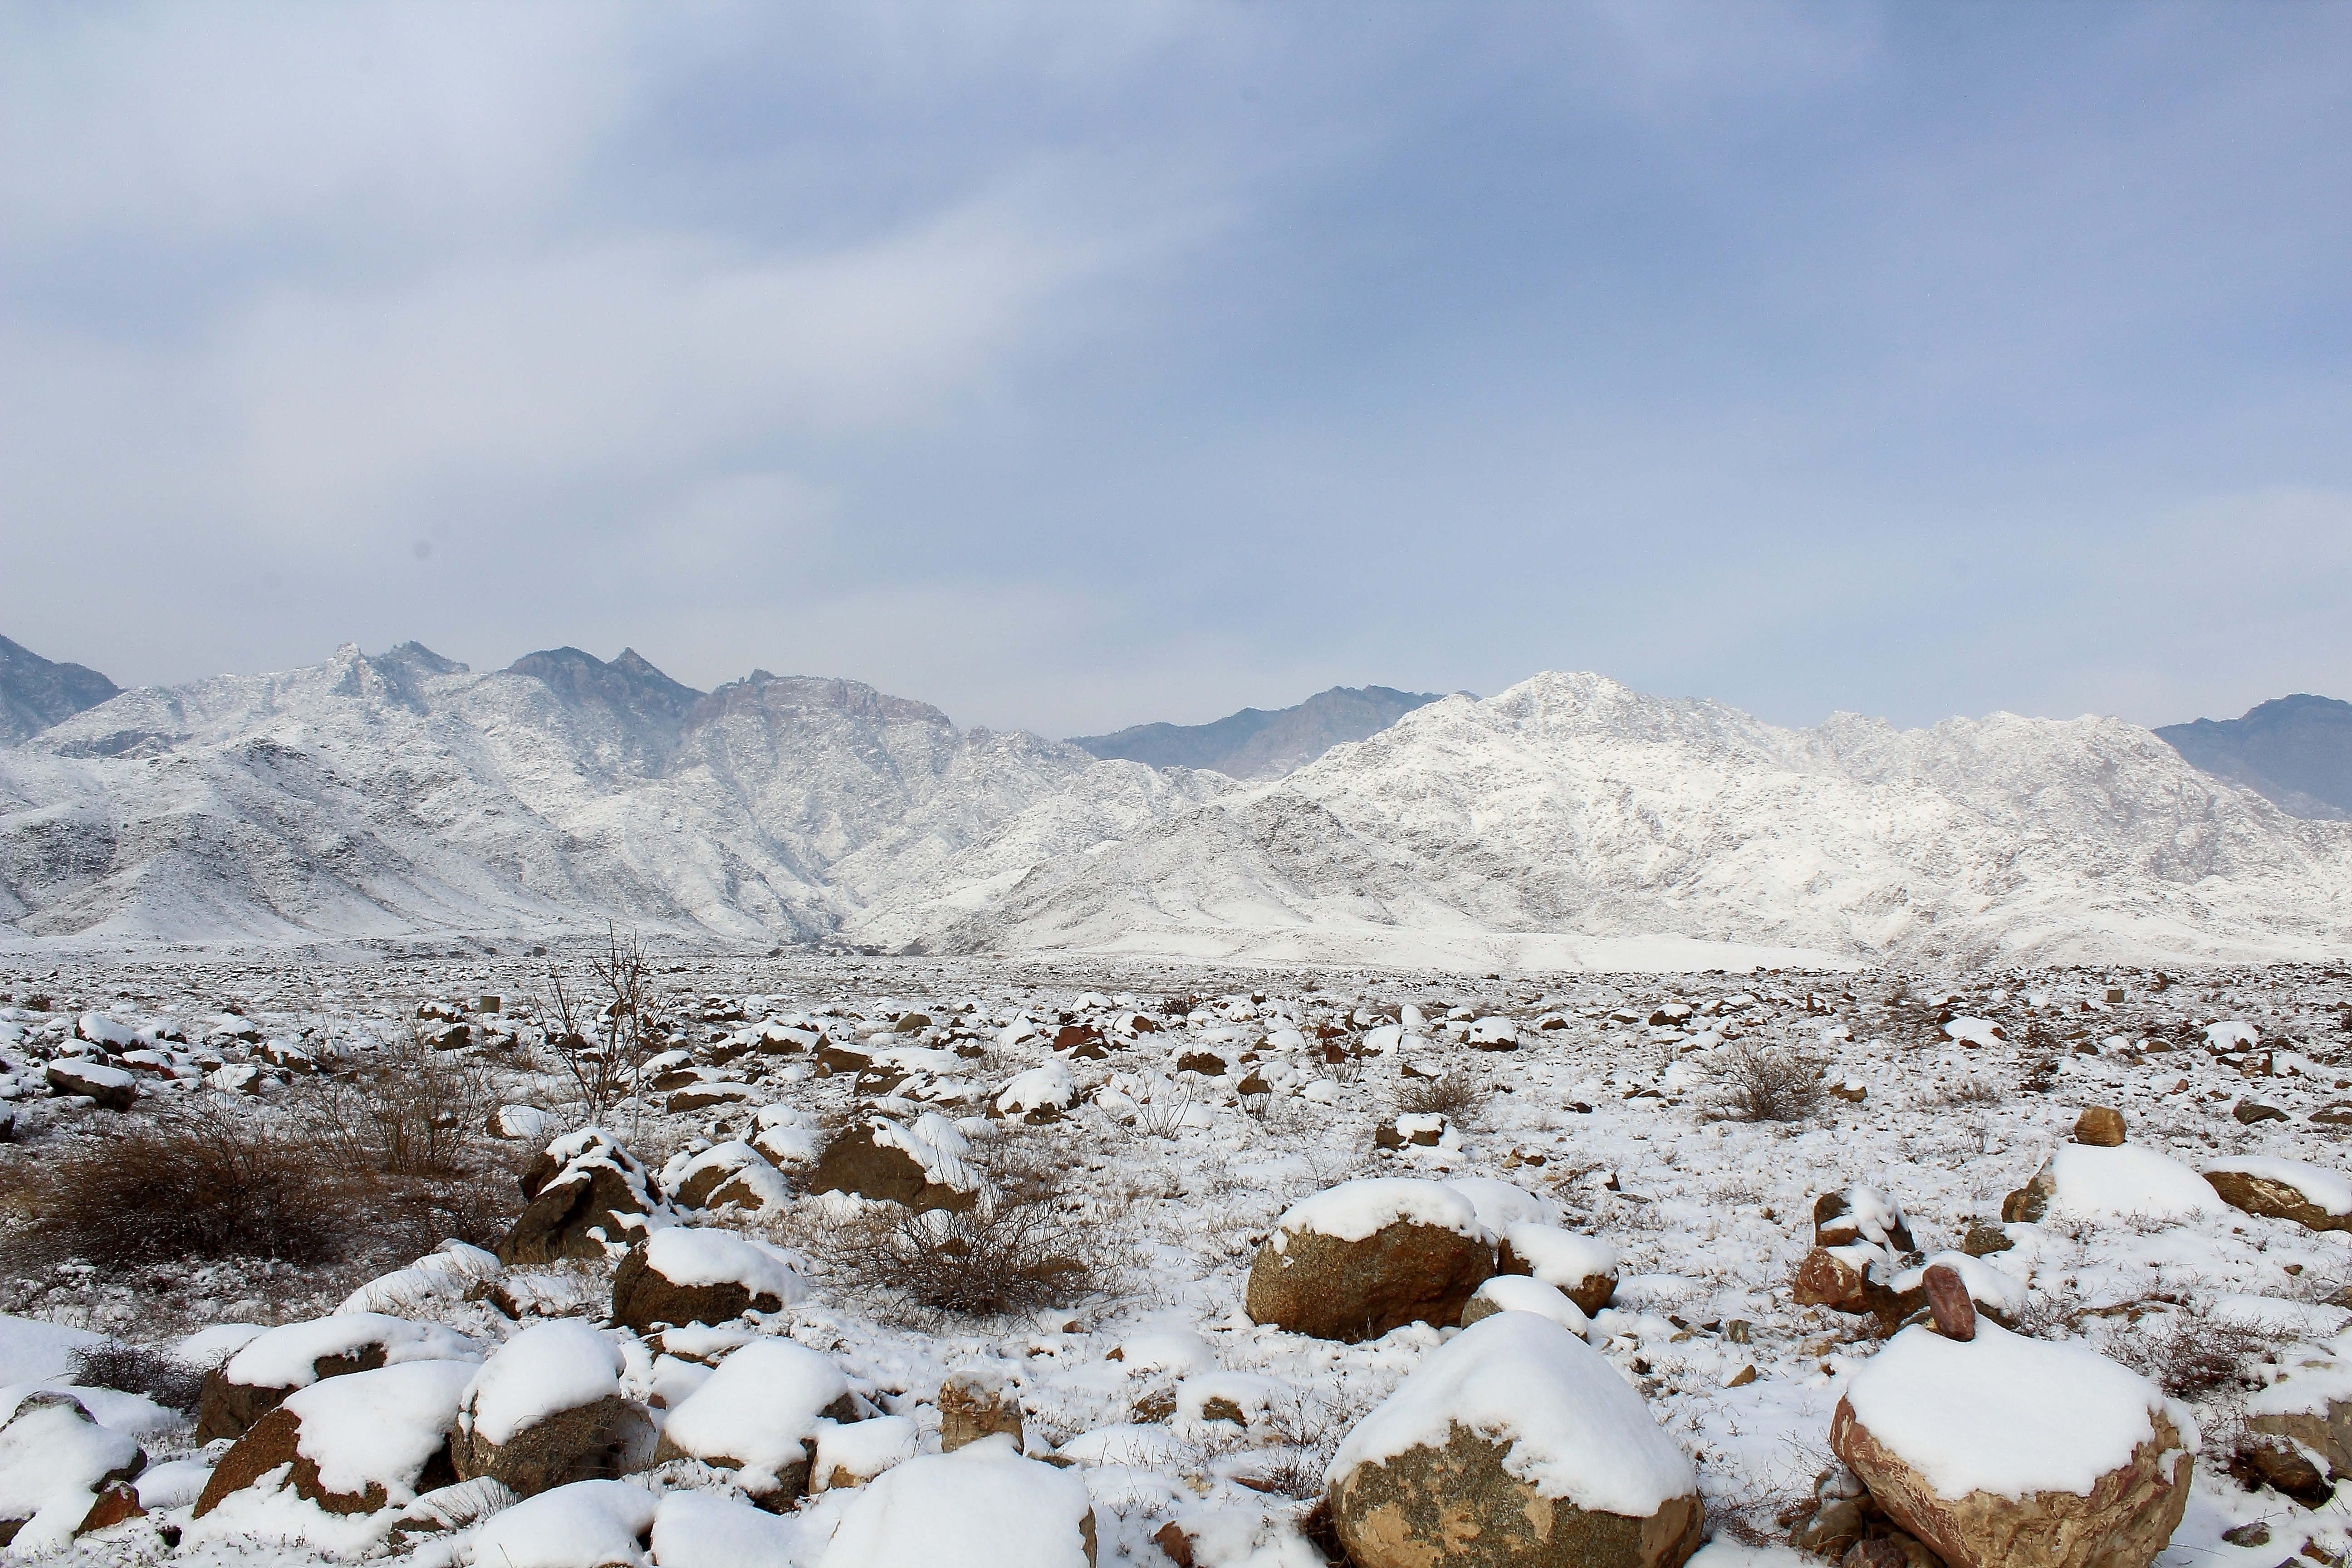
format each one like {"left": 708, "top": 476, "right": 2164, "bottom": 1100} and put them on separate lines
{"left": 196, "top": 1362, "right": 474, "bottom": 1518}
{"left": 1495, "top": 1223, "right": 1619, "bottom": 1318}
{"left": 609, "top": 1227, "right": 804, "bottom": 1334}
{"left": 805, "top": 1117, "right": 976, "bottom": 1214}
{"left": 498, "top": 1129, "right": 667, "bottom": 1265}
{"left": 196, "top": 1313, "right": 478, "bottom": 1441}
{"left": 2201, "top": 1158, "right": 2352, "bottom": 1234}
{"left": 1790, "top": 1248, "right": 1927, "bottom": 1331}
{"left": 1830, "top": 1323, "right": 2191, "bottom": 1568}
{"left": 451, "top": 1320, "right": 652, "bottom": 1497}
{"left": 1327, "top": 1313, "right": 1703, "bottom": 1568}
{"left": 1247, "top": 1178, "right": 1495, "bottom": 1343}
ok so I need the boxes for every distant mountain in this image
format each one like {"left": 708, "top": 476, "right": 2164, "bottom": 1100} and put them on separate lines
{"left": 0, "top": 636, "right": 120, "bottom": 745}
{"left": 1069, "top": 685, "right": 1447, "bottom": 779}
{"left": 2158, "top": 695, "right": 2352, "bottom": 821}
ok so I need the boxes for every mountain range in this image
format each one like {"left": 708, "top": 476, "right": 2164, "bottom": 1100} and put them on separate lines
{"left": 2157, "top": 696, "right": 2352, "bottom": 822}
{"left": 2, "top": 637, "right": 2348, "bottom": 966}
{"left": 1070, "top": 686, "right": 1446, "bottom": 779}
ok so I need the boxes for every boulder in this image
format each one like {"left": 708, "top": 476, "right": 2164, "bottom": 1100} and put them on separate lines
{"left": 196, "top": 1312, "right": 478, "bottom": 1441}
{"left": 813, "top": 1415, "right": 920, "bottom": 1491}
{"left": 452, "top": 1320, "right": 653, "bottom": 1497}
{"left": 662, "top": 1141, "right": 789, "bottom": 1212}
{"left": 1327, "top": 1312, "right": 1704, "bottom": 1568}
{"left": 44, "top": 1059, "right": 136, "bottom": 1112}
{"left": 651, "top": 1339, "right": 852, "bottom": 1508}
{"left": 937, "top": 1369, "right": 1024, "bottom": 1453}
{"left": 1829, "top": 1322, "right": 2191, "bottom": 1568}
{"left": 497, "top": 1128, "right": 669, "bottom": 1265}
{"left": 2201, "top": 1156, "right": 2352, "bottom": 1233}
{"left": 1496, "top": 1223, "right": 1619, "bottom": 1317}
{"left": 1460, "top": 1275, "right": 1590, "bottom": 1337}
{"left": 1813, "top": 1188, "right": 1916, "bottom": 1254}
{"left": 2073, "top": 1107, "right": 2127, "bottom": 1147}
{"left": 805, "top": 1116, "right": 978, "bottom": 1214}
{"left": 2002, "top": 1143, "right": 2215, "bottom": 1227}
{"left": 1791, "top": 1247, "right": 1927, "bottom": 1329}
{"left": 0, "top": 1393, "right": 146, "bottom": 1553}
{"left": 823, "top": 1435, "right": 1098, "bottom": 1568}
{"left": 196, "top": 1360, "right": 475, "bottom": 1518}
{"left": 1246, "top": 1179, "right": 1496, "bottom": 1343}
{"left": 610, "top": 1227, "right": 805, "bottom": 1334}
{"left": 469, "top": 1480, "right": 660, "bottom": 1568}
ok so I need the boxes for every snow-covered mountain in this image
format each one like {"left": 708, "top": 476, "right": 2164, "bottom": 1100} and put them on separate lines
{"left": 1069, "top": 685, "right": 1446, "bottom": 779}
{"left": 3, "top": 651, "right": 2347, "bottom": 966}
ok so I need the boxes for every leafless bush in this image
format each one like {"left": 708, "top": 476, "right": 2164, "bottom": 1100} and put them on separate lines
{"left": 1395, "top": 1071, "right": 1487, "bottom": 1121}
{"left": 1696, "top": 1043, "right": 1827, "bottom": 1124}
{"left": 4, "top": 1098, "right": 360, "bottom": 1269}
{"left": 2098, "top": 1306, "right": 2269, "bottom": 1404}
{"left": 813, "top": 1147, "right": 1117, "bottom": 1323}
{"left": 1916, "top": 1075, "right": 2004, "bottom": 1109}
{"left": 1199, "top": 1388, "right": 1368, "bottom": 1499}
{"left": 532, "top": 927, "right": 665, "bottom": 1130}
{"left": 1160, "top": 993, "right": 1200, "bottom": 1018}
{"left": 304, "top": 1021, "right": 495, "bottom": 1176}
{"left": 69, "top": 1341, "right": 206, "bottom": 1413}
{"left": 1130, "top": 1087, "right": 1196, "bottom": 1140}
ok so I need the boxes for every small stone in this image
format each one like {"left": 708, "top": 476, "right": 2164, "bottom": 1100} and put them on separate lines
{"left": 1921, "top": 1264, "right": 1976, "bottom": 1342}
{"left": 2237, "top": 1102, "right": 2291, "bottom": 1126}
{"left": 2221, "top": 1521, "right": 2272, "bottom": 1547}
{"left": 1960, "top": 1223, "right": 2014, "bottom": 1257}
{"left": 937, "top": 1371, "right": 1023, "bottom": 1454}
{"left": 2073, "top": 1107, "right": 2127, "bottom": 1146}
{"left": 1153, "top": 1519, "right": 1196, "bottom": 1567}
{"left": 1726, "top": 1365, "right": 1758, "bottom": 1388}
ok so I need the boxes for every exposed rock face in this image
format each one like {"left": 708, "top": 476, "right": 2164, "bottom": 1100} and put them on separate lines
{"left": 2203, "top": 1169, "right": 2352, "bottom": 1233}
{"left": 498, "top": 1131, "right": 662, "bottom": 1265}
{"left": 451, "top": 1396, "right": 654, "bottom": 1497}
{"left": 1790, "top": 1249, "right": 1925, "bottom": 1329}
{"left": 2073, "top": 1107, "right": 2127, "bottom": 1147}
{"left": 1330, "top": 1422, "right": 1705, "bottom": 1568}
{"left": 2245, "top": 1400, "right": 2352, "bottom": 1481}
{"left": 2001, "top": 1160, "right": 2056, "bottom": 1224}
{"left": 937, "top": 1372, "right": 1024, "bottom": 1454}
{"left": 609, "top": 1243, "right": 786, "bottom": 1334}
{"left": 1829, "top": 1398, "right": 2190, "bottom": 1568}
{"left": 1245, "top": 1220, "right": 1494, "bottom": 1343}
{"left": 804, "top": 1123, "right": 974, "bottom": 1213}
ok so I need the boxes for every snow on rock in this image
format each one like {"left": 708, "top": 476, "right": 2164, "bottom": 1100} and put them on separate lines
{"left": 823, "top": 1433, "right": 1098, "bottom": 1568}
{"left": 1499, "top": 1223, "right": 1621, "bottom": 1316}
{"left": 996, "top": 1060, "right": 1077, "bottom": 1117}
{"left": 1248, "top": 1180, "right": 1498, "bottom": 1342}
{"left": 647, "top": 1488, "right": 816, "bottom": 1568}
{"left": 338, "top": 1242, "right": 502, "bottom": 1315}
{"left": 610, "top": 1227, "right": 806, "bottom": 1335}
{"left": 2045, "top": 1143, "right": 2219, "bottom": 1223}
{"left": 498, "top": 1128, "right": 674, "bottom": 1266}
{"left": 2202, "top": 1155, "right": 2352, "bottom": 1231}
{"left": 661, "top": 1141, "right": 790, "bottom": 1213}
{"left": 1112, "top": 1330, "right": 1213, "bottom": 1377}
{"left": 1888, "top": 1253, "right": 2029, "bottom": 1322}
{"left": 1445, "top": 1177, "right": 1563, "bottom": 1234}
{"left": 176, "top": 1324, "right": 266, "bottom": 1367}
{"left": 1832, "top": 1322, "right": 2192, "bottom": 1568}
{"left": 1326, "top": 1311, "right": 1703, "bottom": 1566}
{"left": 1269, "top": 1178, "right": 1487, "bottom": 1248}
{"left": 460, "top": 1321, "right": 623, "bottom": 1447}
{"left": 218, "top": 1313, "right": 478, "bottom": 1392}
{"left": 813, "top": 1413, "right": 919, "bottom": 1491}
{"left": 2205, "top": 1020, "right": 2261, "bottom": 1049}
{"left": 1462, "top": 1275, "right": 1592, "bottom": 1336}
{"left": 0, "top": 1393, "right": 145, "bottom": 1554}
{"left": 467, "top": 1479, "right": 661, "bottom": 1568}
{"left": 132, "top": 1457, "right": 213, "bottom": 1512}
{"left": 651, "top": 1339, "right": 848, "bottom": 1503}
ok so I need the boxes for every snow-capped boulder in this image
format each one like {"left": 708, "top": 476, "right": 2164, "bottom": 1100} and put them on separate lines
{"left": 498, "top": 1129, "right": 670, "bottom": 1266}
{"left": 43, "top": 1059, "right": 134, "bottom": 1111}
{"left": 2201, "top": 1156, "right": 2352, "bottom": 1233}
{"left": 2003, "top": 1142, "right": 2217, "bottom": 1225}
{"left": 650, "top": 1339, "right": 851, "bottom": 1507}
{"left": 660, "top": 1141, "right": 789, "bottom": 1213}
{"left": 1496, "top": 1223, "right": 1619, "bottom": 1317}
{"left": 813, "top": 1414, "right": 920, "bottom": 1490}
{"left": 649, "top": 1488, "right": 815, "bottom": 1568}
{"left": 1829, "top": 1321, "right": 2192, "bottom": 1568}
{"left": 196, "top": 1313, "right": 477, "bottom": 1441}
{"left": 1813, "top": 1186, "right": 1916, "bottom": 1253}
{"left": 1246, "top": 1178, "right": 1497, "bottom": 1343}
{"left": 468, "top": 1478, "right": 659, "bottom": 1568}
{"left": 336, "top": 1241, "right": 501, "bottom": 1315}
{"left": 1446, "top": 1178, "right": 1563, "bottom": 1234}
{"left": 824, "top": 1434, "right": 1098, "bottom": 1568}
{"left": 938, "top": 1367, "right": 1024, "bottom": 1452}
{"left": 806, "top": 1114, "right": 980, "bottom": 1213}
{"left": 0, "top": 1392, "right": 146, "bottom": 1552}
{"left": 487, "top": 1104, "right": 556, "bottom": 1141}
{"left": 750, "top": 1104, "right": 823, "bottom": 1167}
{"left": 1461, "top": 1275, "right": 1591, "bottom": 1336}
{"left": 995, "top": 1060, "right": 1076, "bottom": 1121}
{"left": 195, "top": 1359, "right": 476, "bottom": 1518}
{"left": 451, "top": 1321, "right": 651, "bottom": 1497}
{"left": 2244, "top": 1335, "right": 2352, "bottom": 1479}
{"left": 1325, "top": 1311, "right": 1704, "bottom": 1568}
{"left": 609, "top": 1227, "right": 806, "bottom": 1334}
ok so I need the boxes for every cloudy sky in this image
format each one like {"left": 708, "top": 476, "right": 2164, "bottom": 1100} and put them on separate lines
{"left": 3, "top": 1, "right": 2346, "bottom": 738}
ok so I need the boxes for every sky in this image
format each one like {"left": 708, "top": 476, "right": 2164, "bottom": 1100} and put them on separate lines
{"left": 3, "top": 1, "right": 2347, "bottom": 740}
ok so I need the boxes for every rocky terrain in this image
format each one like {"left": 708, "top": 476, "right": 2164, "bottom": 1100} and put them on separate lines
{"left": 5, "top": 947, "right": 2352, "bottom": 1566}
{"left": 5, "top": 644, "right": 2347, "bottom": 969}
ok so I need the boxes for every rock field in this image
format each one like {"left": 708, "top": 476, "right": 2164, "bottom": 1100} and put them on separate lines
{"left": 3, "top": 948, "right": 2352, "bottom": 1567}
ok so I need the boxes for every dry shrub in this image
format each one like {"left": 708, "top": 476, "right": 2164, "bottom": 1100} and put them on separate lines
{"left": 1210, "top": 1388, "right": 1368, "bottom": 1499}
{"left": 1395, "top": 1071, "right": 1486, "bottom": 1121}
{"left": 1697, "top": 1043, "right": 1827, "bottom": 1124}
{"left": 1917, "top": 1075, "right": 2005, "bottom": 1108}
{"left": 304, "top": 1023, "right": 495, "bottom": 1176}
{"left": 815, "top": 1145, "right": 1117, "bottom": 1322}
{"left": 5, "top": 1097, "right": 358, "bottom": 1269}
{"left": 69, "top": 1341, "right": 206, "bottom": 1413}
{"left": 2099, "top": 1306, "right": 2269, "bottom": 1403}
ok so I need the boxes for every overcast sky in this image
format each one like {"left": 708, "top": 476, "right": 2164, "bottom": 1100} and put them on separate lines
{"left": 3, "top": 1, "right": 2346, "bottom": 738}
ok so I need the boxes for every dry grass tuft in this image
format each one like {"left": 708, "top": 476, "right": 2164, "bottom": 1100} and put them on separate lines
{"left": 1395, "top": 1071, "right": 1487, "bottom": 1121}
{"left": 1695, "top": 1043, "right": 1828, "bottom": 1124}
{"left": 69, "top": 1341, "right": 206, "bottom": 1413}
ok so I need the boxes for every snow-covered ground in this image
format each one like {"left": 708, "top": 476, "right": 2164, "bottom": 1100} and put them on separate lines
{"left": 4, "top": 950, "right": 2352, "bottom": 1565}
